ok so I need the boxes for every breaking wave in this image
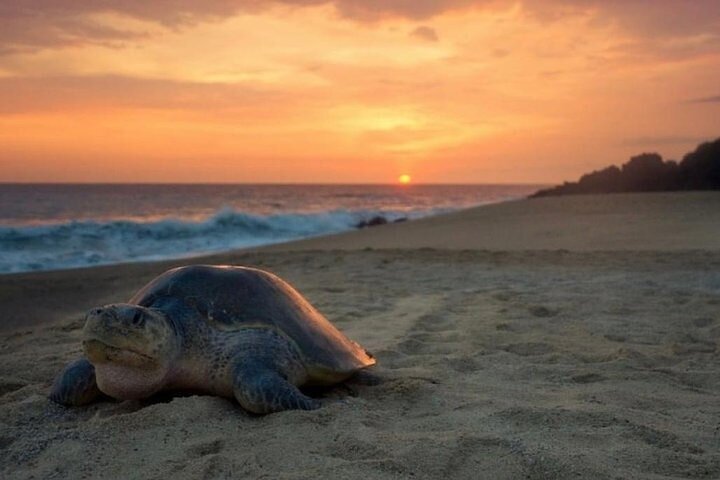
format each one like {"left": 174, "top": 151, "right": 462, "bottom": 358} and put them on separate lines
{"left": 0, "top": 207, "right": 439, "bottom": 273}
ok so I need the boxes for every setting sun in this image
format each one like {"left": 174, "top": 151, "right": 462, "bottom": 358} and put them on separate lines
{"left": 398, "top": 174, "right": 412, "bottom": 185}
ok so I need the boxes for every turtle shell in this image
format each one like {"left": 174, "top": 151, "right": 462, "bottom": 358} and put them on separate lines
{"left": 129, "top": 265, "right": 375, "bottom": 379}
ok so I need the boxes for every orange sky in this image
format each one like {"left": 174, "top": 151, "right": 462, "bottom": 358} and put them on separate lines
{"left": 1, "top": 1, "right": 719, "bottom": 183}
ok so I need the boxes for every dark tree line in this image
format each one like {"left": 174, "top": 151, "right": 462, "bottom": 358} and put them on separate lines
{"left": 531, "top": 137, "right": 720, "bottom": 197}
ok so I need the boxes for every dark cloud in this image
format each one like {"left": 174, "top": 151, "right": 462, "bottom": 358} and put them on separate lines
{"left": 1, "top": 1, "right": 719, "bottom": 54}
{"left": 619, "top": 135, "right": 709, "bottom": 147}
{"left": 572, "top": 0, "right": 720, "bottom": 38}
{"left": 0, "top": 1, "right": 245, "bottom": 52}
{"left": 0, "top": 15, "right": 150, "bottom": 54}
{"left": 410, "top": 25, "right": 439, "bottom": 42}
{"left": 331, "top": 0, "right": 482, "bottom": 21}
{"left": 688, "top": 95, "right": 720, "bottom": 104}
{"left": 0, "top": 1, "right": 242, "bottom": 26}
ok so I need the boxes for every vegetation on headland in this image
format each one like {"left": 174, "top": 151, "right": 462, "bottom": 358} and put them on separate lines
{"left": 531, "top": 137, "right": 720, "bottom": 197}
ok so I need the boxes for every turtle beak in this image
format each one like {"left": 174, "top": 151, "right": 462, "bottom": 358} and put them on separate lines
{"left": 86, "top": 306, "right": 114, "bottom": 323}
{"left": 82, "top": 306, "right": 127, "bottom": 343}
{"left": 83, "top": 307, "right": 114, "bottom": 346}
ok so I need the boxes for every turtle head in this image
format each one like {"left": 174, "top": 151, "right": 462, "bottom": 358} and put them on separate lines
{"left": 82, "top": 303, "right": 179, "bottom": 400}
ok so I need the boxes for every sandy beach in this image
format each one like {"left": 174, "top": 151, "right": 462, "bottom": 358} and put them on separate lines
{"left": 1, "top": 192, "right": 720, "bottom": 479}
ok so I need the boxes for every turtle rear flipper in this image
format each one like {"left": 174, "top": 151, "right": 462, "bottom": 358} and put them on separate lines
{"left": 232, "top": 358, "right": 320, "bottom": 414}
{"left": 50, "top": 358, "right": 103, "bottom": 406}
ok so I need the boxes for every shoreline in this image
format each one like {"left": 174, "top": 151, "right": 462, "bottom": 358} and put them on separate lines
{"left": 0, "top": 195, "right": 530, "bottom": 277}
{"left": 265, "top": 191, "right": 720, "bottom": 252}
{"left": 1, "top": 191, "right": 719, "bottom": 334}
{"left": 4, "top": 190, "right": 719, "bottom": 279}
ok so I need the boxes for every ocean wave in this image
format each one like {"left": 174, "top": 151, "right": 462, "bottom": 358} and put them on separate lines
{"left": 0, "top": 207, "right": 439, "bottom": 273}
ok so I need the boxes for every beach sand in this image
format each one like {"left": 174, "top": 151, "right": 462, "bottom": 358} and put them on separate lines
{"left": 1, "top": 192, "right": 719, "bottom": 479}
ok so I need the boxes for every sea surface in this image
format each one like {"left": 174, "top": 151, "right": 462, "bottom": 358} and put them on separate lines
{"left": 0, "top": 184, "right": 542, "bottom": 273}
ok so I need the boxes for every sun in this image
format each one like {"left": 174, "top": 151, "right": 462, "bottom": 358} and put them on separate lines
{"left": 398, "top": 174, "right": 412, "bottom": 185}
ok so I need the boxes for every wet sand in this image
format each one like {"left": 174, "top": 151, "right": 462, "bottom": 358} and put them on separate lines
{"left": 1, "top": 192, "right": 719, "bottom": 479}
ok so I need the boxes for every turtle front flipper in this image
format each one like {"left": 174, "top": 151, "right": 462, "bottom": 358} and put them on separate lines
{"left": 49, "top": 358, "right": 103, "bottom": 406}
{"left": 232, "top": 358, "right": 320, "bottom": 414}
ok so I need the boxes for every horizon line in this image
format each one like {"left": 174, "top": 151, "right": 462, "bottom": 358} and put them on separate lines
{"left": 0, "top": 181, "right": 551, "bottom": 187}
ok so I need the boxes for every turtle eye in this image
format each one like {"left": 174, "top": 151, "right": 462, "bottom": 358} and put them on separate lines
{"left": 131, "top": 310, "right": 145, "bottom": 326}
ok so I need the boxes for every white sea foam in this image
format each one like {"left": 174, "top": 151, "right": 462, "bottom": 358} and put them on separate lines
{"left": 0, "top": 183, "right": 543, "bottom": 273}
{"left": 0, "top": 208, "right": 440, "bottom": 273}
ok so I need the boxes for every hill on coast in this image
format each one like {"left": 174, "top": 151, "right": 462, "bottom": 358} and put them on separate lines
{"left": 532, "top": 137, "right": 720, "bottom": 197}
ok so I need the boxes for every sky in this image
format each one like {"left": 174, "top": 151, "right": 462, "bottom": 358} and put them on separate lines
{"left": 0, "top": 0, "right": 719, "bottom": 184}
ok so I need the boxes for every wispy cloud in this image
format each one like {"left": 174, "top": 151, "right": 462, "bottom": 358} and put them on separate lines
{"left": 410, "top": 25, "right": 439, "bottom": 42}
{"left": 0, "top": 75, "right": 290, "bottom": 114}
{"left": 687, "top": 95, "right": 720, "bottom": 104}
{"left": 620, "top": 136, "right": 709, "bottom": 148}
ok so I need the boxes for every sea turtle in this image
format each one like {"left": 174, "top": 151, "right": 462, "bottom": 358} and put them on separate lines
{"left": 49, "top": 265, "right": 375, "bottom": 414}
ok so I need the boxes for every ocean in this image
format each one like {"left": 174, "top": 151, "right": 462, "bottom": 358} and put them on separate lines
{"left": 0, "top": 184, "right": 542, "bottom": 273}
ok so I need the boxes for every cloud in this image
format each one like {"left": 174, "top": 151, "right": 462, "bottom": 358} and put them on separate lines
{"left": 0, "top": 1, "right": 461, "bottom": 53}
{"left": 579, "top": 1, "right": 720, "bottom": 38}
{"left": 688, "top": 95, "right": 720, "bottom": 104}
{"left": 1, "top": 0, "right": 719, "bottom": 54}
{"left": 331, "top": 0, "right": 720, "bottom": 39}
{"left": 0, "top": 1, "right": 246, "bottom": 52}
{"left": 619, "top": 135, "right": 710, "bottom": 148}
{"left": 330, "top": 0, "right": 483, "bottom": 21}
{"left": 0, "top": 13, "right": 151, "bottom": 53}
{"left": 410, "top": 25, "right": 439, "bottom": 42}
{"left": 0, "top": 75, "right": 293, "bottom": 114}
